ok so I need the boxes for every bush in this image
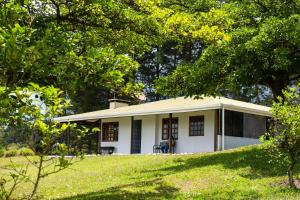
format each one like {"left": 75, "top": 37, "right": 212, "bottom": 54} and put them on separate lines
{"left": 6, "top": 143, "right": 21, "bottom": 151}
{"left": 18, "top": 148, "right": 35, "bottom": 156}
{"left": 0, "top": 148, "right": 4, "bottom": 157}
{"left": 4, "top": 149, "right": 18, "bottom": 157}
{"left": 1, "top": 144, "right": 35, "bottom": 157}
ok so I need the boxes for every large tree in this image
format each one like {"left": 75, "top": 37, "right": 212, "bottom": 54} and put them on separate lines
{"left": 136, "top": 40, "right": 202, "bottom": 101}
{"left": 156, "top": 0, "right": 300, "bottom": 100}
{"left": 135, "top": 0, "right": 233, "bottom": 101}
{"left": 0, "top": 0, "right": 169, "bottom": 112}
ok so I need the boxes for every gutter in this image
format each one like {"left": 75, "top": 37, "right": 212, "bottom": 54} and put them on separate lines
{"left": 55, "top": 103, "right": 271, "bottom": 123}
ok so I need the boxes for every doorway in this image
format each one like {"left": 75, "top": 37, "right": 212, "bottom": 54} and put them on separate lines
{"left": 131, "top": 120, "right": 142, "bottom": 154}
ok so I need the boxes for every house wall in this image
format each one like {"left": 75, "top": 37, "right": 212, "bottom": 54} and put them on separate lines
{"left": 101, "top": 117, "right": 132, "bottom": 154}
{"left": 100, "top": 110, "right": 216, "bottom": 154}
{"left": 100, "top": 110, "right": 265, "bottom": 154}
{"left": 157, "top": 110, "right": 216, "bottom": 153}
{"left": 135, "top": 115, "right": 156, "bottom": 154}
{"left": 101, "top": 115, "right": 157, "bottom": 154}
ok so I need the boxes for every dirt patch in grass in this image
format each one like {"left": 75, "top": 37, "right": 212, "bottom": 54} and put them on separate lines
{"left": 279, "top": 179, "right": 300, "bottom": 189}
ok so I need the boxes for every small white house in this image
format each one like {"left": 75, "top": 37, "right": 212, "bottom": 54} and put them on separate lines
{"left": 55, "top": 96, "right": 271, "bottom": 154}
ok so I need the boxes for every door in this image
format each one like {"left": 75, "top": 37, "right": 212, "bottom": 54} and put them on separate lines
{"left": 131, "top": 120, "right": 142, "bottom": 154}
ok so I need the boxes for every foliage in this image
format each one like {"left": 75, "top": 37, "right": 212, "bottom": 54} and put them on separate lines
{"left": 263, "top": 83, "right": 300, "bottom": 188}
{"left": 136, "top": 0, "right": 235, "bottom": 102}
{"left": 0, "top": 162, "right": 29, "bottom": 200}
{"left": 156, "top": 0, "right": 300, "bottom": 100}
{"left": 0, "top": 0, "right": 171, "bottom": 112}
{"left": 136, "top": 40, "right": 202, "bottom": 101}
{"left": 17, "top": 148, "right": 35, "bottom": 157}
{"left": 4, "top": 144, "right": 22, "bottom": 158}
{"left": 0, "top": 145, "right": 299, "bottom": 199}
{"left": 5, "top": 144, "right": 20, "bottom": 152}
{"left": 0, "top": 145, "right": 35, "bottom": 158}
{"left": 0, "top": 149, "right": 4, "bottom": 158}
{"left": 0, "top": 0, "right": 242, "bottom": 111}
{"left": 0, "top": 83, "right": 88, "bottom": 199}
{"left": 3, "top": 150, "right": 18, "bottom": 158}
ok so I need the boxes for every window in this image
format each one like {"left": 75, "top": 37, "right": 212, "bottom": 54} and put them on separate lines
{"left": 102, "top": 122, "right": 118, "bottom": 142}
{"left": 225, "top": 110, "right": 243, "bottom": 137}
{"left": 162, "top": 118, "right": 178, "bottom": 140}
{"left": 189, "top": 116, "right": 204, "bottom": 136}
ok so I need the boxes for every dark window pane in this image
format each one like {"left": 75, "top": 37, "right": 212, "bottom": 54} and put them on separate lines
{"left": 189, "top": 116, "right": 204, "bottom": 136}
{"left": 162, "top": 118, "right": 178, "bottom": 140}
{"left": 102, "top": 122, "right": 119, "bottom": 142}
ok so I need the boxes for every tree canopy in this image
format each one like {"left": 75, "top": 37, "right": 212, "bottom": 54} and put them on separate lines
{"left": 0, "top": 0, "right": 170, "bottom": 111}
{"left": 1, "top": 0, "right": 299, "bottom": 110}
{"left": 156, "top": 0, "right": 300, "bottom": 100}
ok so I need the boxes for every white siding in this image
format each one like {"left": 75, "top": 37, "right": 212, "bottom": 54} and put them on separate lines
{"left": 100, "top": 110, "right": 262, "bottom": 154}
{"left": 101, "top": 117, "right": 131, "bottom": 154}
{"left": 100, "top": 110, "right": 216, "bottom": 154}
{"left": 135, "top": 115, "right": 156, "bottom": 154}
{"left": 157, "top": 110, "right": 216, "bottom": 153}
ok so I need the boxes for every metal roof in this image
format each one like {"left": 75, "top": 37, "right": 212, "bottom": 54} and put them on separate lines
{"left": 55, "top": 96, "right": 271, "bottom": 122}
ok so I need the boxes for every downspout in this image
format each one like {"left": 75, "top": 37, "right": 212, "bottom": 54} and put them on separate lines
{"left": 154, "top": 114, "right": 159, "bottom": 145}
{"left": 168, "top": 113, "right": 172, "bottom": 153}
{"left": 130, "top": 116, "right": 134, "bottom": 154}
{"left": 97, "top": 119, "right": 102, "bottom": 155}
{"left": 221, "top": 104, "right": 225, "bottom": 151}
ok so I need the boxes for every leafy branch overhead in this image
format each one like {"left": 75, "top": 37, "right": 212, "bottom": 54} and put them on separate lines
{"left": 0, "top": 0, "right": 168, "bottom": 105}
{"left": 156, "top": 0, "right": 300, "bottom": 100}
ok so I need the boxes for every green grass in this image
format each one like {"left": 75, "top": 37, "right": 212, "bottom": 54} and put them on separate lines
{"left": 1, "top": 145, "right": 300, "bottom": 199}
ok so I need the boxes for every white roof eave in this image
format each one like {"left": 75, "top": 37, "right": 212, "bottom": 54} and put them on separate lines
{"left": 55, "top": 101, "right": 271, "bottom": 123}
{"left": 56, "top": 104, "right": 222, "bottom": 122}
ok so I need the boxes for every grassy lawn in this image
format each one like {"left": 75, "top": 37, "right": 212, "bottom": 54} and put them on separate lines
{"left": 1, "top": 145, "right": 300, "bottom": 200}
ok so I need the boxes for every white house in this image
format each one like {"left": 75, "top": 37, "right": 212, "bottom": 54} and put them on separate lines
{"left": 55, "top": 96, "right": 271, "bottom": 154}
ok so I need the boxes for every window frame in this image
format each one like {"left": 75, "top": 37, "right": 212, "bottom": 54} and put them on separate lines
{"left": 189, "top": 116, "right": 204, "bottom": 136}
{"left": 102, "top": 122, "right": 119, "bottom": 142}
{"left": 162, "top": 118, "right": 179, "bottom": 140}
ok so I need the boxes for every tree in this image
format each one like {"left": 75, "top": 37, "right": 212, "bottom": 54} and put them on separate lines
{"left": 0, "top": 0, "right": 169, "bottom": 112}
{"left": 135, "top": 0, "right": 232, "bottom": 101}
{"left": 156, "top": 0, "right": 300, "bottom": 100}
{"left": 263, "top": 83, "right": 300, "bottom": 188}
{"left": 136, "top": 40, "right": 202, "bottom": 101}
{"left": 0, "top": 83, "right": 88, "bottom": 199}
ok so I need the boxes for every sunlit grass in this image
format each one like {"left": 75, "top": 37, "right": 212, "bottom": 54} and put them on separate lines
{"left": 1, "top": 145, "right": 300, "bottom": 199}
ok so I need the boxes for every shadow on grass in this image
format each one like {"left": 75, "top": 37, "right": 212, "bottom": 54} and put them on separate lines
{"left": 56, "top": 145, "right": 300, "bottom": 200}
{"left": 56, "top": 178, "right": 179, "bottom": 200}
{"left": 144, "top": 145, "right": 288, "bottom": 180}
{"left": 194, "top": 188, "right": 263, "bottom": 200}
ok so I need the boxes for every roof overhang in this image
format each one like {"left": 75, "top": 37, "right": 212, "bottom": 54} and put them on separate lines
{"left": 55, "top": 102, "right": 270, "bottom": 123}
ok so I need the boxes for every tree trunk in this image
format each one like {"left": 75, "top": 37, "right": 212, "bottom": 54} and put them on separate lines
{"left": 267, "top": 75, "right": 289, "bottom": 102}
{"left": 272, "top": 88, "right": 284, "bottom": 102}
{"left": 155, "top": 47, "right": 160, "bottom": 101}
{"left": 288, "top": 161, "right": 296, "bottom": 188}
{"left": 29, "top": 156, "right": 44, "bottom": 199}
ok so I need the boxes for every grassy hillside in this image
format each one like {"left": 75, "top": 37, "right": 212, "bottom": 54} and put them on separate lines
{"left": 1, "top": 145, "right": 300, "bottom": 200}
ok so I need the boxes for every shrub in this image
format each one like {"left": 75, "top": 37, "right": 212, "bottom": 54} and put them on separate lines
{"left": 263, "top": 83, "right": 300, "bottom": 188}
{"left": 4, "top": 149, "right": 18, "bottom": 157}
{"left": 0, "top": 148, "right": 4, "bottom": 157}
{"left": 6, "top": 143, "right": 21, "bottom": 151}
{"left": 18, "top": 148, "right": 35, "bottom": 156}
